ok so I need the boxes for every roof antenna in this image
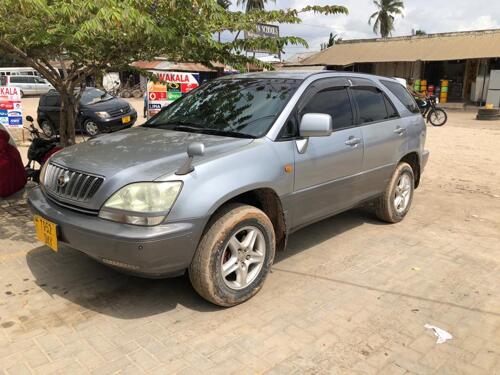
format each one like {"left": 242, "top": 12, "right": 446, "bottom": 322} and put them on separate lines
{"left": 176, "top": 142, "right": 205, "bottom": 175}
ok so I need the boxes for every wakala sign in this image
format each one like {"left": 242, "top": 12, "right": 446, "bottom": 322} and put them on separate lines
{"left": 146, "top": 71, "right": 199, "bottom": 118}
{"left": 0, "top": 87, "right": 23, "bottom": 127}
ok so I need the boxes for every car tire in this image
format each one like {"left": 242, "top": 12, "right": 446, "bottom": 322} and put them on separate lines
{"left": 83, "top": 119, "right": 100, "bottom": 137}
{"left": 189, "top": 204, "right": 275, "bottom": 307}
{"left": 20, "top": 90, "right": 24, "bottom": 98}
{"left": 375, "top": 162, "right": 415, "bottom": 223}
{"left": 40, "top": 120, "right": 55, "bottom": 138}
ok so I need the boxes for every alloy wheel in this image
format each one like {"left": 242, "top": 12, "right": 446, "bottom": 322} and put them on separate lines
{"left": 85, "top": 121, "right": 99, "bottom": 136}
{"left": 394, "top": 173, "right": 412, "bottom": 213}
{"left": 220, "top": 226, "right": 266, "bottom": 290}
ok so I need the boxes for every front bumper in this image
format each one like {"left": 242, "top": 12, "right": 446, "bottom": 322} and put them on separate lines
{"left": 27, "top": 187, "right": 205, "bottom": 278}
{"left": 96, "top": 110, "right": 138, "bottom": 132}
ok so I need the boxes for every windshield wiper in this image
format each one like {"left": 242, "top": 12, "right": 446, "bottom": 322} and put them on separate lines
{"left": 145, "top": 121, "right": 256, "bottom": 139}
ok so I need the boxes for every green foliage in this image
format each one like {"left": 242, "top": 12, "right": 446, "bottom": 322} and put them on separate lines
{"left": 237, "top": 0, "right": 275, "bottom": 12}
{"left": 415, "top": 29, "right": 426, "bottom": 36}
{"left": 320, "top": 32, "right": 342, "bottom": 50}
{"left": 0, "top": 0, "right": 348, "bottom": 145}
{"left": 368, "top": 0, "right": 404, "bottom": 38}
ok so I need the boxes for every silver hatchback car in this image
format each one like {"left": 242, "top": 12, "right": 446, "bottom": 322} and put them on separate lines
{"left": 29, "top": 71, "right": 429, "bottom": 306}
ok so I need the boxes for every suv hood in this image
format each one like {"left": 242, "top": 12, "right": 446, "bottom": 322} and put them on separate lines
{"left": 51, "top": 127, "right": 253, "bottom": 181}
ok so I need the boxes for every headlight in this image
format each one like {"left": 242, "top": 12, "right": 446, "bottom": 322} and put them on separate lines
{"left": 96, "top": 111, "right": 110, "bottom": 119}
{"left": 98, "top": 182, "right": 182, "bottom": 226}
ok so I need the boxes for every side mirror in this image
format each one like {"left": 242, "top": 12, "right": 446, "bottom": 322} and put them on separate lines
{"left": 299, "top": 113, "right": 333, "bottom": 138}
{"left": 187, "top": 142, "right": 205, "bottom": 157}
{"left": 176, "top": 142, "right": 205, "bottom": 175}
{"left": 25, "top": 115, "right": 34, "bottom": 122}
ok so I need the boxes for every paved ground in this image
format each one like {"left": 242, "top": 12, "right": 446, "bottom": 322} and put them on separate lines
{"left": 1, "top": 111, "right": 500, "bottom": 374}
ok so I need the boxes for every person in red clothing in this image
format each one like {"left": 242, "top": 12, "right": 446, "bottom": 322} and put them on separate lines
{"left": 0, "top": 129, "right": 27, "bottom": 197}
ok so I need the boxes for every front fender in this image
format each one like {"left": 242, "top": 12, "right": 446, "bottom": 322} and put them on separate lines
{"left": 164, "top": 139, "right": 295, "bottom": 222}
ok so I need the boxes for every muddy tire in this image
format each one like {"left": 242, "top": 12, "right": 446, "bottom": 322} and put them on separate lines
{"left": 375, "top": 162, "right": 415, "bottom": 223}
{"left": 189, "top": 204, "right": 275, "bottom": 307}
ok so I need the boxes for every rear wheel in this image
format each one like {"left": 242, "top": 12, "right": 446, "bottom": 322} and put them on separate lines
{"left": 20, "top": 90, "right": 24, "bottom": 98}
{"left": 189, "top": 204, "right": 275, "bottom": 307}
{"left": 83, "top": 119, "right": 100, "bottom": 136}
{"left": 428, "top": 108, "right": 447, "bottom": 126}
{"left": 40, "top": 120, "right": 55, "bottom": 138}
{"left": 375, "top": 162, "right": 415, "bottom": 223}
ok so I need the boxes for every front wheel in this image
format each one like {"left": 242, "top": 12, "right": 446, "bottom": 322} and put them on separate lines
{"left": 428, "top": 108, "right": 447, "bottom": 126}
{"left": 83, "top": 119, "right": 100, "bottom": 137}
{"left": 189, "top": 204, "right": 275, "bottom": 307}
{"left": 375, "top": 162, "right": 415, "bottom": 223}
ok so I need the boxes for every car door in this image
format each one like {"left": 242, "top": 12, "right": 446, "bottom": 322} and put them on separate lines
{"left": 34, "top": 77, "right": 52, "bottom": 94}
{"left": 290, "top": 78, "right": 364, "bottom": 228}
{"left": 349, "top": 79, "right": 408, "bottom": 200}
{"left": 45, "top": 94, "right": 62, "bottom": 127}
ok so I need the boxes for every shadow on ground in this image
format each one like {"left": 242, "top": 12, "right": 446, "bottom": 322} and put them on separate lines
{"left": 26, "top": 208, "right": 380, "bottom": 319}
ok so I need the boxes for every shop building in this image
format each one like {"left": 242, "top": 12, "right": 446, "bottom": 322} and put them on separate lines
{"left": 299, "top": 29, "right": 500, "bottom": 105}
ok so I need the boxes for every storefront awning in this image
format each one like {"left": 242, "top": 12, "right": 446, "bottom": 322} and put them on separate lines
{"left": 302, "top": 29, "right": 500, "bottom": 66}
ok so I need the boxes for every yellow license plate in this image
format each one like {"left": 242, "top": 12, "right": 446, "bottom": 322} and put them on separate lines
{"left": 122, "top": 116, "right": 131, "bottom": 124}
{"left": 34, "top": 215, "right": 58, "bottom": 252}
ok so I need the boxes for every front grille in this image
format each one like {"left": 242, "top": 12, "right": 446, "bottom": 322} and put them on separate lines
{"left": 43, "top": 163, "right": 104, "bottom": 203}
{"left": 108, "top": 105, "right": 130, "bottom": 117}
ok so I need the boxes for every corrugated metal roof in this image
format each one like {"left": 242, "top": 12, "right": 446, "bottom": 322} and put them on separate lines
{"left": 131, "top": 60, "right": 218, "bottom": 72}
{"left": 302, "top": 29, "right": 500, "bottom": 66}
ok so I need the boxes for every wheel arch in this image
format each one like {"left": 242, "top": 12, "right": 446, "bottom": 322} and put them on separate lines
{"left": 204, "top": 187, "right": 287, "bottom": 252}
{"left": 399, "top": 152, "right": 421, "bottom": 188}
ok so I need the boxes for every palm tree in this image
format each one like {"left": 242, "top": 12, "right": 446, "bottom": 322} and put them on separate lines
{"left": 237, "top": 0, "right": 274, "bottom": 12}
{"left": 368, "top": 0, "right": 404, "bottom": 38}
{"left": 321, "top": 33, "right": 342, "bottom": 51}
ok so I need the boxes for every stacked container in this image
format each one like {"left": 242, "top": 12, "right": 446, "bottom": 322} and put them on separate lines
{"left": 420, "top": 80, "right": 428, "bottom": 95}
{"left": 440, "top": 80, "right": 449, "bottom": 103}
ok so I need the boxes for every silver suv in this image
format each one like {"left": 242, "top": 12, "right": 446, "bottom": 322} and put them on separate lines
{"left": 28, "top": 71, "right": 429, "bottom": 306}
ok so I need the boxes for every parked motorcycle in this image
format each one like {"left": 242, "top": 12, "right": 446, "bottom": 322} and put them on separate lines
{"left": 418, "top": 95, "right": 448, "bottom": 126}
{"left": 24, "top": 115, "right": 61, "bottom": 183}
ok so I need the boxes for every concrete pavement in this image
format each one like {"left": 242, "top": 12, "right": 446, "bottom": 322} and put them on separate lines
{"left": 0, "top": 111, "right": 499, "bottom": 374}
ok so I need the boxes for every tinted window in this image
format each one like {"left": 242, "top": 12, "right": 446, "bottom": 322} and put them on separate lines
{"left": 0, "top": 76, "right": 6, "bottom": 86}
{"left": 9, "top": 76, "right": 22, "bottom": 83}
{"left": 45, "top": 95, "right": 61, "bottom": 107}
{"left": 146, "top": 79, "right": 300, "bottom": 138}
{"left": 384, "top": 95, "right": 399, "bottom": 119}
{"left": 301, "top": 88, "right": 353, "bottom": 130}
{"left": 381, "top": 80, "right": 420, "bottom": 113}
{"left": 352, "top": 87, "right": 389, "bottom": 124}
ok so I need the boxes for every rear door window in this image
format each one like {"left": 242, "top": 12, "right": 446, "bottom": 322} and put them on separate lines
{"left": 301, "top": 87, "right": 354, "bottom": 131}
{"left": 381, "top": 80, "right": 420, "bottom": 114}
{"left": 45, "top": 95, "right": 61, "bottom": 107}
{"left": 351, "top": 87, "right": 390, "bottom": 124}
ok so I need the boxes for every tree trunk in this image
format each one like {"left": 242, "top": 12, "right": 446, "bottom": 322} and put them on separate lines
{"left": 59, "top": 92, "right": 77, "bottom": 147}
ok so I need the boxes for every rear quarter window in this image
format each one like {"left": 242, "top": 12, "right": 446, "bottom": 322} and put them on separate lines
{"left": 381, "top": 80, "right": 420, "bottom": 114}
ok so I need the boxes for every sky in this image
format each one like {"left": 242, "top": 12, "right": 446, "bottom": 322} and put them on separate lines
{"left": 223, "top": 0, "right": 500, "bottom": 59}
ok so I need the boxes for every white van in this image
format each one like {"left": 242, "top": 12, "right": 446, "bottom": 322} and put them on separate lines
{"left": 0, "top": 67, "right": 40, "bottom": 76}
{"left": 0, "top": 75, "right": 53, "bottom": 97}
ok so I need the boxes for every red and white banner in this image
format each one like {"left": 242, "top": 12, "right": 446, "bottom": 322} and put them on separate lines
{"left": 0, "top": 87, "right": 23, "bottom": 127}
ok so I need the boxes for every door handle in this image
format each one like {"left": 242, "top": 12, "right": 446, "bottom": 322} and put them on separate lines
{"left": 394, "top": 127, "right": 406, "bottom": 135}
{"left": 345, "top": 136, "right": 361, "bottom": 146}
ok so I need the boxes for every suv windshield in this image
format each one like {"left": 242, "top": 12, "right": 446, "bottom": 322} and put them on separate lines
{"left": 80, "top": 88, "right": 114, "bottom": 105}
{"left": 145, "top": 78, "right": 300, "bottom": 138}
